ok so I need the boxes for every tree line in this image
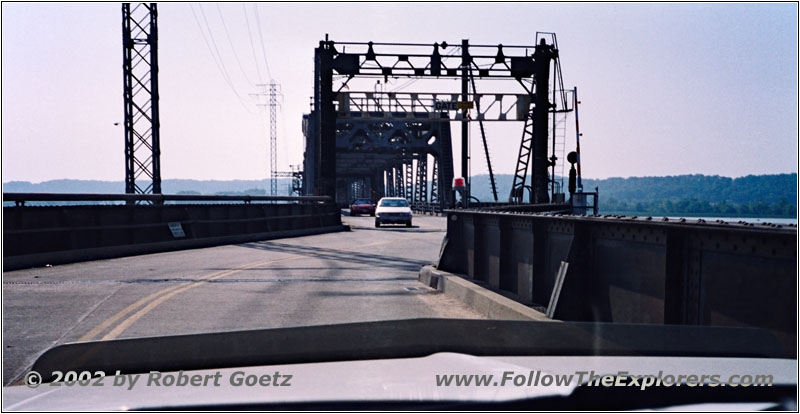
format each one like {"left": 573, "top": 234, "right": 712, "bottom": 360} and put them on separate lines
{"left": 601, "top": 197, "right": 795, "bottom": 217}
{"left": 469, "top": 173, "right": 796, "bottom": 218}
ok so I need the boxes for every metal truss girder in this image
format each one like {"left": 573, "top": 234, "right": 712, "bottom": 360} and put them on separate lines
{"left": 430, "top": 158, "right": 439, "bottom": 205}
{"left": 335, "top": 117, "right": 442, "bottom": 155}
{"left": 385, "top": 168, "right": 395, "bottom": 197}
{"left": 395, "top": 162, "right": 405, "bottom": 199}
{"left": 404, "top": 158, "right": 413, "bottom": 202}
{"left": 337, "top": 92, "right": 532, "bottom": 122}
{"left": 414, "top": 153, "right": 428, "bottom": 204}
{"left": 327, "top": 40, "right": 547, "bottom": 80}
{"left": 313, "top": 113, "right": 454, "bottom": 211}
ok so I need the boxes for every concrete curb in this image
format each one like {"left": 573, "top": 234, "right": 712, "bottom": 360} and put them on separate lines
{"left": 419, "top": 265, "right": 552, "bottom": 322}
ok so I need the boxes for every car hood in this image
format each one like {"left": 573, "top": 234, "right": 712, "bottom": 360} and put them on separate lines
{"left": 4, "top": 353, "right": 795, "bottom": 410}
{"left": 3, "top": 319, "right": 795, "bottom": 410}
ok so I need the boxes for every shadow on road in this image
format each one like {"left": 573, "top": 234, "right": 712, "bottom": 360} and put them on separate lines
{"left": 345, "top": 225, "right": 444, "bottom": 234}
{"left": 237, "top": 240, "right": 433, "bottom": 272}
{"left": 315, "top": 290, "right": 438, "bottom": 297}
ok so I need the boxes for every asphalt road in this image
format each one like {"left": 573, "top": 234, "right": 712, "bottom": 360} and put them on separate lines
{"left": 2, "top": 213, "right": 484, "bottom": 385}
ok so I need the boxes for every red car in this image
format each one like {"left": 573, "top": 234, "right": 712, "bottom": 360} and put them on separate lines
{"left": 349, "top": 198, "right": 376, "bottom": 216}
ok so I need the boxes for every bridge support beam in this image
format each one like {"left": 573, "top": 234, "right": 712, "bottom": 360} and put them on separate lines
{"left": 122, "top": 3, "right": 161, "bottom": 196}
{"left": 531, "top": 40, "right": 556, "bottom": 204}
{"left": 314, "top": 40, "right": 337, "bottom": 198}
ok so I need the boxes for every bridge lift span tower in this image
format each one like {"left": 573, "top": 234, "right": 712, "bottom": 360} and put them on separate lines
{"left": 302, "top": 34, "right": 578, "bottom": 212}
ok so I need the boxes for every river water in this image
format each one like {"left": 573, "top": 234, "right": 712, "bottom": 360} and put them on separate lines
{"left": 668, "top": 216, "right": 797, "bottom": 225}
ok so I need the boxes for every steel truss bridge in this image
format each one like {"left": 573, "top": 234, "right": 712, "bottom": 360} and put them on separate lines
{"left": 302, "top": 34, "right": 580, "bottom": 212}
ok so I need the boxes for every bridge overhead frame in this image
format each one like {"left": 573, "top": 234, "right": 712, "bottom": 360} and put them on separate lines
{"left": 304, "top": 36, "right": 571, "bottom": 211}
{"left": 305, "top": 112, "right": 455, "bottom": 211}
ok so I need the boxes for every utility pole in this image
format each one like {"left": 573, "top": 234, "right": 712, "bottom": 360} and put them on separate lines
{"left": 574, "top": 86, "right": 583, "bottom": 192}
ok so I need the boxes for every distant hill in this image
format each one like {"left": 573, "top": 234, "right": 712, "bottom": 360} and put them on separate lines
{"left": 2, "top": 178, "right": 294, "bottom": 196}
{"left": 4, "top": 173, "right": 797, "bottom": 217}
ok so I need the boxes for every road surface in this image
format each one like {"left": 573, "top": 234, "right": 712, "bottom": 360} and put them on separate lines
{"left": 2, "top": 214, "right": 483, "bottom": 385}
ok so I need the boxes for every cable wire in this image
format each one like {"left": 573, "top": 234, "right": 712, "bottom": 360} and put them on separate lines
{"left": 242, "top": 3, "right": 264, "bottom": 84}
{"left": 216, "top": 4, "right": 255, "bottom": 86}
{"left": 252, "top": 4, "right": 273, "bottom": 80}
{"left": 190, "top": 3, "right": 254, "bottom": 113}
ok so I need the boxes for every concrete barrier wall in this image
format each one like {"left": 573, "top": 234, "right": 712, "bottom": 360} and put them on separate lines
{"left": 4, "top": 200, "right": 344, "bottom": 270}
{"left": 437, "top": 210, "right": 797, "bottom": 356}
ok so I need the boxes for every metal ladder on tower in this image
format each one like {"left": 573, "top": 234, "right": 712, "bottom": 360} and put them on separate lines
{"left": 542, "top": 31, "right": 571, "bottom": 200}
{"left": 551, "top": 109, "right": 569, "bottom": 196}
{"left": 509, "top": 104, "right": 535, "bottom": 203}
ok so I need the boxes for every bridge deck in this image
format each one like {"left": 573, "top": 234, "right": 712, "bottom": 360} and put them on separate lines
{"left": 2, "top": 215, "right": 481, "bottom": 385}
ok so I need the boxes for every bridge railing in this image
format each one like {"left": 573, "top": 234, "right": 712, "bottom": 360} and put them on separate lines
{"left": 3, "top": 192, "right": 331, "bottom": 206}
{"left": 410, "top": 202, "right": 441, "bottom": 215}
{"left": 409, "top": 201, "right": 574, "bottom": 215}
{"left": 436, "top": 208, "right": 798, "bottom": 357}
{"left": 3, "top": 193, "right": 346, "bottom": 270}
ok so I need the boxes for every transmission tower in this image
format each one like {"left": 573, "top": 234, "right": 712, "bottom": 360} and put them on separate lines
{"left": 269, "top": 81, "right": 278, "bottom": 196}
{"left": 253, "top": 82, "right": 281, "bottom": 195}
{"left": 122, "top": 3, "right": 161, "bottom": 195}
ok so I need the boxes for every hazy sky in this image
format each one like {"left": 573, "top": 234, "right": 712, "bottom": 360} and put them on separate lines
{"left": 2, "top": 2, "right": 797, "bottom": 183}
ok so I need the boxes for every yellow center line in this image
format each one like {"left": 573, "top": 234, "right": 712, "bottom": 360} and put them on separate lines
{"left": 83, "top": 231, "right": 432, "bottom": 341}
{"left": 100, "top": 256, "right": 300, "bottom": 340}
{"left": 77, "top": 259, "right": 275, "bottom": 342}
{"left": 77, "top": 284, "right": 186, "bottom": 342}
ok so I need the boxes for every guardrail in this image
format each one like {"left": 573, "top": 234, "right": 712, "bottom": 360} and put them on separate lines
{"left": 3, "top": 193, "right": 346, "bottom": 270}
{"left": 472, "top": 202, "right": 572, "bottom": 213}
{"left": 410, "top": 202, "right": 441, "bottom": 215}
{"left": 409, "top": 201, "right": 574, "bottom": 215}
{"left": 4, "top": 192, "right": 331, "bottom": 206}
{"left": 436, "top": 209, "right": 798, "bottom": 357}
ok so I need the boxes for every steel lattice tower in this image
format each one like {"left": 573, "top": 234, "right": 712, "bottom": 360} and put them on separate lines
{"left": 122, "top": 3, "right": 161, "bottom": 195}
{"left": 269, "top": 81, "right": 278, "bottom": 196}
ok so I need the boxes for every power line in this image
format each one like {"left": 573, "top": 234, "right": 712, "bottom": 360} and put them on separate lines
{"left": 216, "top": 4, "right": 255, "bottom": 86}
{"left": 198, "top": 4, "right": 238, "bottom": 90}
{"left": 189, "top": 3, "right": 254, "bottom": 113}
{"left": 252, "top": 4, "right": 273, "bottom": 80}
{"left": 189, "top": 4, "right": 228, "bottom": 83}
{"left": 242, "top": 3, "right": 264, "bottom": 84}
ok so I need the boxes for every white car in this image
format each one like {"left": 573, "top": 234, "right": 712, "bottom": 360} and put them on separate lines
{"left": 374, "top": 197, "right": 412, "bottom": 227}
